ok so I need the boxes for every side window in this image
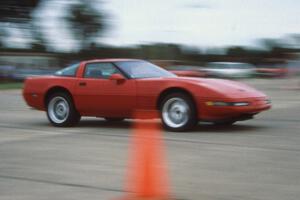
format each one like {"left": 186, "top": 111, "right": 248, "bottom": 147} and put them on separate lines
{"left": 55, "top": 63, "right": 79, "bottom": 77}
{"left": 84, "top": 62, "right": 120, "bottom": 79}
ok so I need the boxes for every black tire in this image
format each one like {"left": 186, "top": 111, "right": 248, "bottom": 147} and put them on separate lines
{"left": 160, "top": 92, "right": 197, "bottom": 132}
{"left": 104, "top": 117, "right": 124, "bottom": 122}
{"left": 46, "top": 92, "right": 81, "bottom": 127}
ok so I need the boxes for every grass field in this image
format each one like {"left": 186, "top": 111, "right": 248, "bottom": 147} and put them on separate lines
{"left": 0, "top": 82, "right": 23, "bottom": 90}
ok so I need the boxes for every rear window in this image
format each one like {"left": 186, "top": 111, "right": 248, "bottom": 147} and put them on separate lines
{"left": 55, "top": 63, "right": 80, "bottom": 77}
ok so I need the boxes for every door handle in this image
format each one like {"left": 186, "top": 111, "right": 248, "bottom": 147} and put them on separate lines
{"left": 79, "top": 82, "right": 86, "bottom": 86}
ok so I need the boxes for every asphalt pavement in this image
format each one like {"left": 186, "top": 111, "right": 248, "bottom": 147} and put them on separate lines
{"left": 0, "top": 78, "right": 300, "bottom": 200}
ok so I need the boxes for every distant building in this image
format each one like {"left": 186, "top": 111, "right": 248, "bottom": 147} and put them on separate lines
{"left": 0, "top": 52, "right": 59, "bottom": 69}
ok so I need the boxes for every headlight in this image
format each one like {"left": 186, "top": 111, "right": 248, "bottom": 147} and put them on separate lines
{"left": 206, "top": 101, "right": 249, "bottom": 106}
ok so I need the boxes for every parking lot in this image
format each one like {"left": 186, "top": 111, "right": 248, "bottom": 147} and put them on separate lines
{"left": 0, "top": 78, "right": 300, "bottom": 200}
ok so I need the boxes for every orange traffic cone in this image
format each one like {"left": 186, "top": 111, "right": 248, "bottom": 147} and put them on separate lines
{"left": 120, "top": 112, "right": 172, "bottom": 200}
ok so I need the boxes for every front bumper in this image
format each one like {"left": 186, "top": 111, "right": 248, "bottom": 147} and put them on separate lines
{"left": 197, "top": 97, "right": 271, "bottom": 121}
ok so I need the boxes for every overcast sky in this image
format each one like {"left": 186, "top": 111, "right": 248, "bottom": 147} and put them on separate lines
{"left": 32, "top": 0, "right": 300, "bottom": 51}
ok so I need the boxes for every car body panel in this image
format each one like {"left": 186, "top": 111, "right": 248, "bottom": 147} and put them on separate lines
{"left": 73, "top": 77, "right": 137, "bottom": 117}
{"left": 23, "top": 76, "right": 78, "bottom": 110}
{"left": 164, "top": 65, "right": 207, "bottom": 78}
{"left": 169, "top": 70, "right": 206, "bottom": 77}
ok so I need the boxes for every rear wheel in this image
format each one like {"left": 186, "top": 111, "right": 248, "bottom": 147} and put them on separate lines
{"left": 160, "top": 93, "right": 197, "bottom": 132}
{"left": 46, "top": 92, "right": 81, "bottom": 127}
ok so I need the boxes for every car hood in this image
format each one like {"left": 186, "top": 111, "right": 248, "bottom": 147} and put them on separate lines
{"left": 174, "top": 77, "right": 267, "bottom": 98}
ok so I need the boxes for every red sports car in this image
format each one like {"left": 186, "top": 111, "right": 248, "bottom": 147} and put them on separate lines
{"left": 23, "top": 59, "right": 271, "bottom": 131}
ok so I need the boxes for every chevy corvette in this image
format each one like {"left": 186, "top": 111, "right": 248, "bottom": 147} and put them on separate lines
{"left": 23, "top": 59, "right": 271, "bottom": 131}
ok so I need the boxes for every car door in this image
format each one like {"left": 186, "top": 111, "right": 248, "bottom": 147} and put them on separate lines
{"left": 74, "top": 62, "right": 136, "bottom": 117}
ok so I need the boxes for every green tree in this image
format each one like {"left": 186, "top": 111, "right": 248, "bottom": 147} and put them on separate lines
{"left": 0, "top": 0, "right": 40, "bottom": 23}
{"left": 0, "top": 0, "right": 44, "bottom": 50}
{"left": 226, "top": 46, "right": 247, "bottom": 56}
{"left": 259, "top": 38, "right": 281, "bottom": 50}
{"left": 65, "top": 1, "right": 107, "bottom": 51}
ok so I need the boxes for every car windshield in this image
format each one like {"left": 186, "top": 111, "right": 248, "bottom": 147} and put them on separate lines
{"left": 114, "top": 61, "right": 176, "bottom": 79}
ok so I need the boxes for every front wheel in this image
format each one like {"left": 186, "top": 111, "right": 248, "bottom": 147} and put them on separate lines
{"left": 46, "top": 92, "right": 81, "bottom": 127}
{"left": 160, "top": 93, "right": 197, "bottom": 132}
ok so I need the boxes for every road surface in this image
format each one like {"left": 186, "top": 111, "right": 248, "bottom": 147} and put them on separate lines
{"left": 0, "top": 78, "right": 300, "bottom": 200}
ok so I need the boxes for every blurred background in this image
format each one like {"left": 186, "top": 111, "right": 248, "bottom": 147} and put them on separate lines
{"left": 1, "top": 0, "right": 300, "bottom": 87}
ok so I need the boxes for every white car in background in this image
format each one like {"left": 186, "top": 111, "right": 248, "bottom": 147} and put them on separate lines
{"left": 205, "top": 62, "right": 255, "bottom": 78}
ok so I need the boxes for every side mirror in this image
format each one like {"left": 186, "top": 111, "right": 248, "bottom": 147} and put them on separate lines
{"left": 109, "top": 73, "right": 126, "bottom": 84}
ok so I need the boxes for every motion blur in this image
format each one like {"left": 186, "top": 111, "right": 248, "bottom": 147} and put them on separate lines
{"left": 0, "top": 0, "right": 300, "bottom": 84}
{"left": 1, "top": 1, "right": 300, "bottom": 200}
